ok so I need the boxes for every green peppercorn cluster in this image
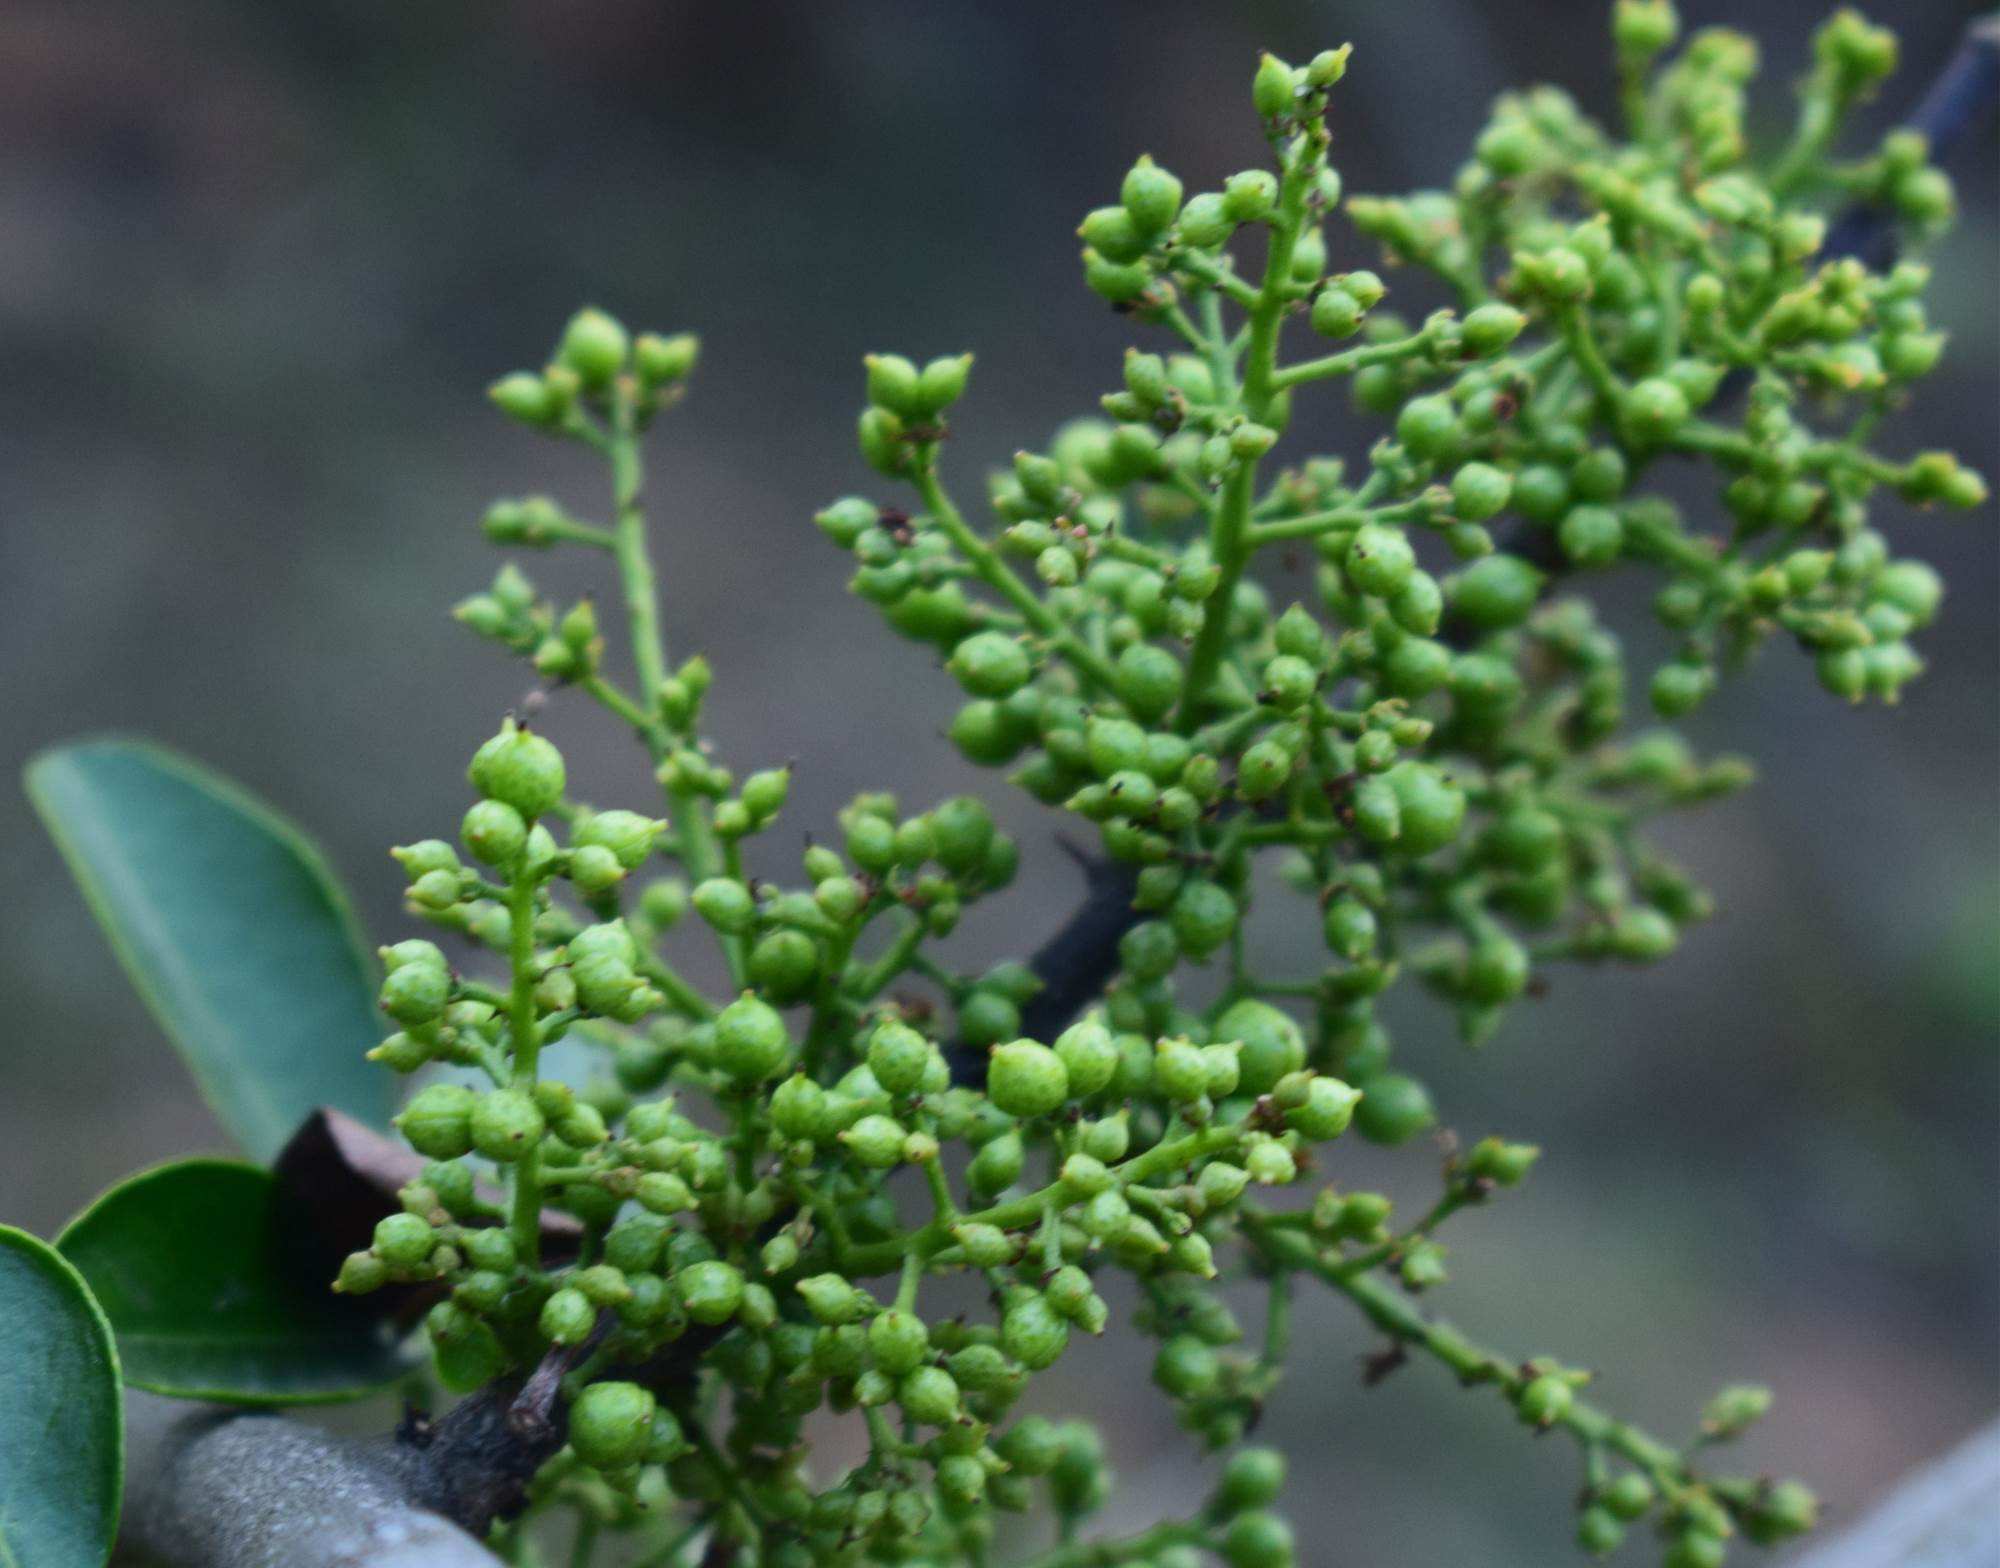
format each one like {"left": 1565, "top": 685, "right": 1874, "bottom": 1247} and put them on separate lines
{"left": 344, "top": 8, "right": 1986, "bottom": 1564}
{"left": 818, "top": 2, "right": 1984, "bottom": 1081}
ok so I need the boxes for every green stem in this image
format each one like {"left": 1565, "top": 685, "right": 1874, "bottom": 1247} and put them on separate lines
{"left": 1270, "top": 331, "right": 1431, "bottom": 392}
{"left": 505, "top": 864, "right": 546, "bottom": 1266}
{"left": 911, "top": 466, "right": 1119, "bottom": 693}
{"left": 1244, "top": 1218, "right": 1690, "bottom": 1492}
{"left": 1176, "top": 132, "right": 1322, "bottom": 732}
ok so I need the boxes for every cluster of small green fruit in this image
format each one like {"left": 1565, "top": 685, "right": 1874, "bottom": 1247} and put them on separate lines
{"left": 819, "top": 0, "right": 1983, "bottom": 1083}
{"left": 347, "top": 6, "right": 1989, "bottom": 1565}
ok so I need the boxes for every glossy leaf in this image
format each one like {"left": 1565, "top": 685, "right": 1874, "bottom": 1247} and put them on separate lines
{"left": 0, "top": 1225, "right": 122, "bottom": 1567}
{"left": 26, "top": 738, "right": 392, "bottom": 1159}
{"left": 58, "top": 1159, "right": 415, "bottom": 1405}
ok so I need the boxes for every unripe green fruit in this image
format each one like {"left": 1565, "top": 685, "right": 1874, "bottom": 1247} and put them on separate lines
{"left": 1623, "top": 377, "right": 1690, "bottom": 439}
{"left": 692, "top": 877, "right": 757, "bottom": 934}
{"left": 1215, "top": 999, "right": 1306, "bottom": 1096}
{"left": 1385, "top": 762, "right": 1466, "bottom": 855}
{"left": 959, "top": 989, "right": 1021, "bottom": 1048}
{"left": 1447, "top": 553, "right": 1543, "bottom": 629}
{"left": 1053, "top": 1018, "right": 1119, "bottom": 1098}
{"left": 866, "top": 1020, "right": 931, "bottom": 1096}
{"left": 1001, "top": 1295, "right": 1070, "bottom": 1370}
{"left": 841, "top": 1113, "right": 908, "bottom": 1168}
{"left": 558, "top": 308, "right": 629, "bottom": 387}
{"left": 1170, "top": 880, "right": 1238, "bottom": 959}
{"left": 1451, "top": 462, "right": 1512, "bottom": 523}
{"left": 677, "top": 1260, "right": 746, "bottom": 1325}
{"left": 1396, "top": 394, "right": 1460, "bottom": 461}
{"left": 461, "top": 799, "right": 528, "bottom": 866}
{"left": 949, "top": 631, "right": 1032, "bottom": 698}
{"left": 379, "top": 962, "right": 449, "bottom": 1027}
{"left": 1121, "top": 155, "right": 1183, "bottom": 235}
{"left": 1601, "top": 1472, "right": 1655, "bottom": 1521}
{"left": 373, "top": 1212, "right": 435, "bottom": 1270}
{"left": 868, "top": 1309, "right": 930, "bottom": 1376}
{"left": 969, "top": 1129, "right": 1025, "bottom": 1195}
{"left": 1310, "top": 286, "right": 1363, "bottom": 339}
{"left": 1322, "top": 897, "right": 1377, "bottom": 959}
{"left": 987, "top": 1039, "right": 1069, "bottom": 1119}
{"left": 1576, "top": 1505, "right": 1624, "bottom": 1556}
{"left": 575, "top": 809, "right": 663, "bottom": 871}
{"left": 570, "top": 1380, "right": 656, "bottom": 1471}
{"left": 1220, "top": 740, "right": 1286, "bottom": 806}
{"left": 470, "top": 1088, "right": 546, "bottom": 1162}
{"left": 634, "top": 330, "right": 698, "bottom": 386}
{"left": 1664, "top": 1532, "right": 1727, "bottom": 1568}
{"left": 1354, "top": 1073, "right": 1437, "bottom": 1145}
{"left": 1153, "top": 1038, "right": 1210, "bottom": 1103}
{"left": 1559, "top": 503, "right": 1624, "bottom": 567}
{"left": 468, "top": 721, "right": 566, "bottom": 820}
{"left": 1517, "top": 1373, "right": 1573, "bottom": 1426}
{"left": 396, "top": 1083, "right": 476, "bottom": 1159}
{"left": 1345, "top": 524, "right": 1417, "bottom": 598}
{"left": 1222, "top": 1510, "right": 1296, "bottom": 1568}
{"left": 1114, "top": 643, "right": 1183, "bottom": 722}
{"left": 748, "top": 929, "right": 819, "bottom": 1005}
{"left": 897, "top": 1365, "right": 960, "bottom": 1426}
{"left": 1287, "top": 1076, "right": 1361, "bottom": 1140}
{"left": 337, "top": 1252, "right": 388, "bottom": 1295}
{"left": 1462, "top": 302, "right": 1526, "bottom": 356}
{"left": 1215, "top": 1446, "right": 1287, "bottom": 1514}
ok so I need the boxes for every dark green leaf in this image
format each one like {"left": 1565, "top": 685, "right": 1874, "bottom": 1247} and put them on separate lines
{"left": 26, "top": 738, "right": 392, "bottom": 1159}
{"left": 0, "top": 1224, "right": 122, "bottom": 1567}
{"left": 58, "top": 1159, "right": 415, "bottom": 1405}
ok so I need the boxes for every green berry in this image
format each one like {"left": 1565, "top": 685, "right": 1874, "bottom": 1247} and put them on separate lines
{"left": 1215, "top": 1447, "right": 1286, "bottom": 1516}
{"left": 1518, "top": 1373, "right": 1573, "bottom": 1427}
{"left": 396, "top": 1083, "right": 475, "bottom": 1159}
{"left": 470, "top": 1088, "right": 545, "bottom": 1162}
{"left": 1153, "top": 1334, "right": 1220, "bottom": 1398}
{"left": 1222, "top": 1511, "right": 1296, "bottom": 1568}
{"left": 468, "top": 720, "right": 567, "bottom": 820}
{"left": 1396, "top": 394, "right": 1460, "bottom": 461}
{"left": 897, "top": 1365, "right": 961, "bottom": 1426}
{"left": 1345, "top": 525, "right": 1417, "bottom": 598}
{"left": 1121, "top": 155, "right": 1184, "bottom": 235}
{"left": 372, "top": 1212, "right": 434, "bottom": 1270}
{"left": 714, "top": 994, "right": 791, "bottom": 1083}
{"left": 461, "top": 799, "right": 528, "bottom": 866}
{"left": 1286, "top": 1076, "right": 1361, "bottom": 1140}
{"left": 949, "top": 631, "right": 1032, "bottom": 698}
{"left": 1447, "top": 554, "right": 1543, "bottom": 630}
{"left": 1053, "top": 1018, "right": 1120, "bottom": 1099}
{"left": 987, "top": 1039, "right": 1069, "bottom": 1119}
{"left": 1451, "top": 462, "right": 1512, "bottom": 523}
{"left": 1001, "top": 1295, "right": 1069, "bottom": 1370}
{"left": 677, "top": 1260, "right": 746, "bottom": 1325}
{"left": 1213, "top": 999, "right": 1305, "bottom": 1096}
{"left": 557, "top": 308, "right": 629, "bottom": 387}
{"left": 379, "top": 962, "right": 449, "bottom": 1027}
{"left": 868, "top": 1309, "right": 930, "bottom": 1376}
{"left": 1354, "top": 1073, "right": 1437, "bottom": 1145}
{"left": 1462, "top": 302, "right": 1526, "bottom": 356}
{"left": 569, "top": 1380, "right": 656, "bottom": 1470}
{"left": 1114, "top": 643, "right": 1183, "bottom": 722}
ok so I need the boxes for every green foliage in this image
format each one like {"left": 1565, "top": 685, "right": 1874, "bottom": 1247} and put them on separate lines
{"left": 26, "top": 739, "right": 392, "bottom": 1159}
{"left": 57, "top": 1160, "right": 413, "bottom": 1404}
{"left": 18, "top": 7, "right": 1986, "bottom": 1566}
{"left": 0, "top": 1225, "right": 122, "bottom": 1568}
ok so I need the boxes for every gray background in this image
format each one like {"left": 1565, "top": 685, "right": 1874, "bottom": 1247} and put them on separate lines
{"left": 2, "top": 2, "right": 1993, "bottom": 1562}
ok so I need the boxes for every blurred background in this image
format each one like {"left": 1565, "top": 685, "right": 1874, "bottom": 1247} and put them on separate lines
{"left": 1, "top": 1, "right": 1993, "bottom": 1561}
